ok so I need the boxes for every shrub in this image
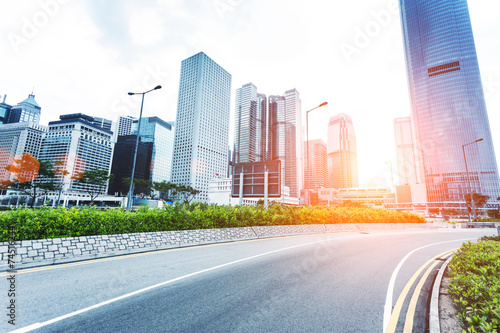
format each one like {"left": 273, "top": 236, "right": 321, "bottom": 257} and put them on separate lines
{"left": 0, "top": 203, "right": 425, "bottom": 241}
{"left": 448, "top": 240, "right": 500, "bottom": 332}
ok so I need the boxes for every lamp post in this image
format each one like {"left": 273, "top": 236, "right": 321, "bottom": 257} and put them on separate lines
{"left": 386, "top": 161, "right": 397, "bottom": 206}
{"left": 462, "top": 138, "right": 483, "bottom": 222}
{"left": 306, "top": 101, "right": 328, "bottom": 205}
{"left": 126, "top": 85, "right": 162, "bottom": 211}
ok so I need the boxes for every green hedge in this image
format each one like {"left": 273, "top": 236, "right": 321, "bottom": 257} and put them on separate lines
{"left": 448, "top": 237, "right": 500, "bottom": 332}
{"left": 0, "top": 203, "right": 425, "bottom": 242}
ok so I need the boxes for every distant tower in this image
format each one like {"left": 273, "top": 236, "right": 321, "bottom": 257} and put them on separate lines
{"left": 399, "top": 0, "right": 500, "bottom": 202}
{"left": 394, "top": 117, "right": 418, "bottom": 185}
{"left": 233, "top": 83, "right": 267, "bottom": 163}
{"left": 8, "top": 94, "right": 41, "bottom": 124}
{"left": 327, "top": 113, "right": 359, "bottom": 189}
{"left": 117, "top": 115, "right": 137, "bottom": 137}
{"left": 304, "top": 139, "right": 328, "bottom": 191}
{"left": 170, "top": 52, "right": 232, "bottom": 203}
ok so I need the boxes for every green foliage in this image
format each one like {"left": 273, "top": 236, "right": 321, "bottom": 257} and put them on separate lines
{"left": 73, "top": 168, "right": 113, "bottom": 203}
{"left": 0, "top": 204, "right": 424, "bottom": 242}
{"left": 465, "top": 193, "right": 491, "bottom": 209}
{"left": 449, "top": 240, "right": 500, "bottom": 332}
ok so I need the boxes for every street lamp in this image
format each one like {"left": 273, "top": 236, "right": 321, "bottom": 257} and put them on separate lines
{"left": 386, "top": 161, "right": 397, "bottom": 206}
{"left": 462, "top": 138, "right": 483, "bottom": 222}
{"left": 306, "top": 101, "right": 328, "bottom": 205}
{"left": 126, "top": 85, "right": 162, "bottom": 211}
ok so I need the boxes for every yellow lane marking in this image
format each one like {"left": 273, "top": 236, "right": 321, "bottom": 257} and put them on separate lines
{"left": 403, "top": 252, "right": 453, "bottom": 332}
{"left": 385, "top": 248, "right": 456, "bottom": 333}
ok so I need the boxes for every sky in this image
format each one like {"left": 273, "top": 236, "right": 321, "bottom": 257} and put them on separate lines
{"left": 1, "top": 0, "right": 500, "bottom": 188}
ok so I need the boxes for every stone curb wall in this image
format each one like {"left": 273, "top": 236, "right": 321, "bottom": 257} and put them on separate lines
{"left": 0, "top": 223, "right": 436, "bottom": 271}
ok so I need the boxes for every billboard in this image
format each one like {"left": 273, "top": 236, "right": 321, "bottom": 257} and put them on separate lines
{"left": 231, "top": 160, "right": 281, "bottom": 198}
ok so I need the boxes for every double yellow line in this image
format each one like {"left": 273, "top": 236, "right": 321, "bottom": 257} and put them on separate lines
{"left": 385, "top": 248, "right": 456, "bottom": 333}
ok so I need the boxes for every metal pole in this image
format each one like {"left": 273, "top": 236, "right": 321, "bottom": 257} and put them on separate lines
{"left": 462, "top": 145, "right": 473, "bottom": 223}
{"left": 306, "top": 111, "right": 310, "bottom": 206}
{"left": 264, "top": 167, "right": 268, "bottom": 208}
{"left": 127, "top": 93, "right": 145, "bottom": 211}
{"left": 239, "top": 172, "right": 244, "bottom": 206}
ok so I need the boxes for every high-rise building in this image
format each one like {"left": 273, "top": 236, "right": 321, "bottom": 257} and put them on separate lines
{"left": 92, "top": 117, "right": 113, "bottom": 132}
{"left": 233, "top": 83, "right": 267, "bottom": 163}
{"left": 131, "top": 117, "right": 175, "bottom": 184}
{"left": 39, "top": 113, "right": 114, "bottom": 194}
{"left": 282, "top": 89, "right": 303, "bottom": 198}
{"left": 400, "top": 0, "right": 500, "bottom": 202}
{"left": 108, "top": 135, "right": 153, "bottom": 196}
{"left": 116, "top": 115, "right": 137, "bottom": 137}
{"left": 8, "top": 94, "right": 41, "bottom": 124}
{"left": 327, "top": 113, "right": 359, "bottom": 189}
{"left": 0, "top": 122, "right": 47, "bottom": 182}
{"left": 0, "top": 95, "right": 12, "bottom": 124}
{"left": 171, "top": 52, "right": 231, "bottom": 203}
{"left": 394, "top": 117, "right": 418, "bottom": 185}
{"left": 304, "top": 139, "right": 328, "bottom": 191}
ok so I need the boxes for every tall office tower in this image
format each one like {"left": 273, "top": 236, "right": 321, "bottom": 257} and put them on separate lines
{"left": 131, "top": 117, "right": 175, "bottom": 184}
{"left": 233, "top": 83, "right": 267, "bottom": 163}
{"left": 400, "top": 0, "right": 500, "bottom": 202}
{"left": 117, "top": 115, "right": 137, "bottom": 137}
{"left": 108, "top": 135, "right": 153, "bottom": 196}
{"left": 394, "top": 117, "right": 418, "bottom": 185}
{"left": 39, "top": 114, "right": 114, "bottom": 194}
{"left": 0, "top": 95, "right": 12, "bottom": 124}
{"left": 171, "top": 52, "right": 231, "bottom": 203}
{"left": 8, "top": 94, "right": 41, "bottom": 124}
{"left": 304, "top": 139, "right": 328, "bottom": 191}
{"left": 0, "top": 122, "right": 47, "bottom": 182}
{"left": 327, "top": 113, "right": 359, "bottom": 189}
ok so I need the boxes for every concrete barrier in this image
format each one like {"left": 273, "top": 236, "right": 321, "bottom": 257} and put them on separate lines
{"left": 0, "top": 223, "right": 437, "bottom": 272}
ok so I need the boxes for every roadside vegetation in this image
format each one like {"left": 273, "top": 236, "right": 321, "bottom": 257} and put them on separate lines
{"left": 448, "top": 236, "right": 500, "bottom": 332}
{"left": 0, "top": 203, "right": 424, "bottom": 241}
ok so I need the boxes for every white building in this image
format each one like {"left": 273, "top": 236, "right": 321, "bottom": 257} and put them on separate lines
{"left": 171, "top": 52, "right": 232, "bottom": 203}
{"left": 0, "top": 122, "right": 47, "bottom": 182}
{"left": 116, "top": 115, "right": 136, "bottom": 137}
{"left": 208, "top": 177, "right": 299, "bottom": 206}
{"left": 38, "top": 113, "right": 114, "bottom": 194}
{"left": 393, "top": 117, "right": 419, "bottom": 185}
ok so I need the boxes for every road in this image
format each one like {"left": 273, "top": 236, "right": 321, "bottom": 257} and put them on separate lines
{"left": 2, "top": 228, "right": 497, "bottom": 332}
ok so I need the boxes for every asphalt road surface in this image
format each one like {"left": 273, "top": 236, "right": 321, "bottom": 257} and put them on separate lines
{"left": 2, "top": 228, "right": 497, "bottom": 333}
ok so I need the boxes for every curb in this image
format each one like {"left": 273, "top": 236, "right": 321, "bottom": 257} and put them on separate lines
{"left": 429, "top": 254, "right": 454, "bottom": 333}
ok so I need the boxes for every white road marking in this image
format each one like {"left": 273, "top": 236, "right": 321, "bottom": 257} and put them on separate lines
{"left": 382, "top": 238, "right": 473, "bottom": 332}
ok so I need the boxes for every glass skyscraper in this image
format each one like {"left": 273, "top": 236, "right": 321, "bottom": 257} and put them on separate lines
{"left": 327, "top": 113, "right": 359, "bottom": 189}
{"left": 400, "top": 0, "right": 500, "bottom": 202}
{"left": 171, "top": 52, "right": 231, "bottom": 203}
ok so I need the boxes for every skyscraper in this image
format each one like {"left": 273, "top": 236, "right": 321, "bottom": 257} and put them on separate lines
{"left": 171, "top": 52, "right": 231, "bottom": 203}
{"left": 0, "top": 122, "right": 47, "bottom": 182}
{"left": 394, "top": 117, "right": 418, "bottom": 185}
{"left": 116, "top": 115, "right": 137, "bottom": 137}
{"left": 327, "top": 113, "right": 359, "bottom": 189}
{"left": 0, "top": 95, "right": 12, "bottom": 124}
{"left": 233, "top": 83, "right": 267, "bottom": 163}
{"left": 400, "top": 0, "right": 500, "bottom": 202}
{"left": 304, "top": 139, "right": 328, "bottom": 191}
{"left": 39, "top": 113, "right": 114, "bottom": 194}
{"left": 233, "top": 85, "right": 304, "bottom": 198}
{"left": 132, "top": 117, "right": 175, "bottom": 184}
{"left": 8, "top": 94, "right": 41, "bottom": 124}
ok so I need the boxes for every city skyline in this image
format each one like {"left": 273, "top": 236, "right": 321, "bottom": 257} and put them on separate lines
{"left": 1, "top": 1, "right": 499, "bottom": 187}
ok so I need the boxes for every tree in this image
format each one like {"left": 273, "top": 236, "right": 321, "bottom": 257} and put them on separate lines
{"left": 5, "top": 154, "right": 55, "bottom": 208}
{"left": 73, "top": 168, "right": 113, "bottom": 204}
{"left": 121, "top": 178, "right": 154, "bottom": 197}
{"left": 173, "top": 184, "right": 200, "bottom": 204}
{"left": 465, "top": 193, "right": 490, "bottom": 208}
{"left": 152, "top": 181, "right": 177, "bottom": 201}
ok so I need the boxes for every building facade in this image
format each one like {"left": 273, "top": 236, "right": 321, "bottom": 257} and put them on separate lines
{"left": 327, "top": 113, "right": 359, "bottom": 189}
{"left": 400, "top": 0, "right": 500, "bottom": 202}
{"left": 7, "top": 94, "right": 41, "bottom": 124}
{"left": 132, "top": 117, "right": 175, "bottom": 184}
{"left": 38, "top": 114, "right": 114, "bottom": 194}
{"left": 0, "top": 122, "right": 47, "bottom": 182}
{"left": 171, "top": 52, "right": 232, "bottom": 203}
{"left": 304, "top": 139, "right": 328, "bottom": 191}
{"left": 0, "top": 95, "right": 11, "bottom": 124}
{"left": 116, "top": 115, "right": 137, "bottom": 137}
{"left": 394, "top": 117, "right": 418, "bottom": 185}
